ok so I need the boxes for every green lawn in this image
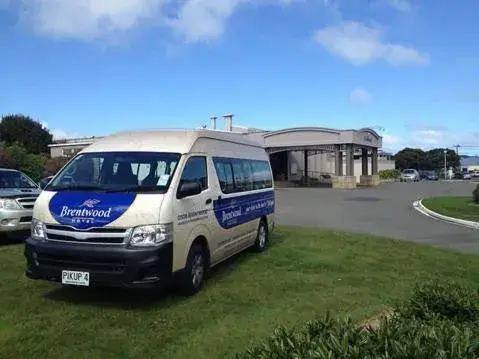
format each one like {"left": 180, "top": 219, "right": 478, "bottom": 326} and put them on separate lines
{"left": 422, "top": 196, "right": 479, "bottom": 222}
{"left": 1, "top": 227, "right": 479, "bottom": 359}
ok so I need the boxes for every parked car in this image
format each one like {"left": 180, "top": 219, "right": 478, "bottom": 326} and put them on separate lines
{"left": 419, "top": 170, "right": 438, "bottom": 181}
{"left": 462, "top": 172, "right": 472, "bottom": 180}
{"left": 0, "top": 168, "right": 41, "bottom": 234}
{"left": 454, "top": 172, "right": 464, "bottom": 180}
{"left": 472, "top": 170, "right": 479, "bottom": 178}
{"left": 400, "top": 169, "right": 420, "bottom": 182}
{"left": 39, "top": 176, "right": 54, "bottom": 189}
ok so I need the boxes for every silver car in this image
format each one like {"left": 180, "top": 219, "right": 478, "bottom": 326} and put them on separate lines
{"left": 0, "top": 168, "right": 41, "bottom": 234}
{"left": 400, "top": 169, "right": 420, "bottom": 182}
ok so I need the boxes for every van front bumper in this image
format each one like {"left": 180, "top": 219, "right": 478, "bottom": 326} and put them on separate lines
{"left": 0, "top": 209, "right": 33, "bottom": 233}
{"left": 24, "top": 238, "right": 173, "bottom": 289}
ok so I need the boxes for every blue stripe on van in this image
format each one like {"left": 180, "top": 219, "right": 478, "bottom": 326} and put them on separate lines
{"left": 213, "top": 190, "right": 275, "bottom": 229}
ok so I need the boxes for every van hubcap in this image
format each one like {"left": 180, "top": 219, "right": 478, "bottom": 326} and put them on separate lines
{"left": 258, "top": 225, "right": 266, "bottom": 248}
{"left": 191, "top": 254, "right": 204, "bottom": 287}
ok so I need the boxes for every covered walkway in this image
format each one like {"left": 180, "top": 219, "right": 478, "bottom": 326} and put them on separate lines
{"left": 259, "top": 127, "right": 383, "bottom": 188}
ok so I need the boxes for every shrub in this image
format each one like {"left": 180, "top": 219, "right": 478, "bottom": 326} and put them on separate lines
{"left": 2, "top": 143, "right": 47, "bottom": 181}
{"left": 379, "top": 169, "right": 401, "bottom": 180}
{"left": 43, "top": 156, "right": 70, "bottom": 177}
{"left": 237, "top": 314, "right": 479, "bottom": 359}
{"left": 22, "top": 153, "right": 48, "bottom": 182}
{"left": 0, "top": 147, "right": 18, "bottom": 169}
{"left": 473, "top": 184, "right": 479, "bottom": 204}
{"left": 237, "top": 281, "right": 479, "bottom": 359}
{"left": 397, "top": 280, "right": 479, "bottom": 323}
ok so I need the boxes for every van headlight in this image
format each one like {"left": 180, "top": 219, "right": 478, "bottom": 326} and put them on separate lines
{"left": 128, "top": 223, "right": 173, "bottom": 247}
{"left": 0, "top": 198, "right": 21, "bottom": 210}
{"left": 31, "top": 219, "right": 46, "bottom": 241}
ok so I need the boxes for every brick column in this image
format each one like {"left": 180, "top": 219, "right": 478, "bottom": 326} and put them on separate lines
{"left": 371, "top": 148, "right": 379, "bottom": 175}
{"left": 361, "top": 148, "right": 369, "bottom": 175}
{"left": 346, "top": 145, "right": 354, "bottom": 176}
{"left": 335, "top": 146, "right": 343, "bottom": 176}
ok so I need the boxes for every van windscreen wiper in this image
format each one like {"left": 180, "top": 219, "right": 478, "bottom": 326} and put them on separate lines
{"left": 105, "top": 186, "right": 160, "bottom": 193}
{"left": 48, "top": 185, "right": 107, "bottom": 192}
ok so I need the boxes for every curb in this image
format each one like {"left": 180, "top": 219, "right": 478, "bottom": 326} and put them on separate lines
{"left": 413, "top": 199, "right": 479, "bottom": 230}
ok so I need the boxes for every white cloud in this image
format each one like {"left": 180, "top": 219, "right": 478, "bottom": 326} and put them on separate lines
{"left": 382, "top": 133, "right": 401, "bottom": 146}
{"left": 314, "top": 21, "right": 429, "bottom": 66}
{"left": 167, "top": 0, "right": 242, "bottom": 43}
{"left": 350, "top": 87, "right": 372, "bottom": 104}
{"left": 386, "top": 0, "right": 411, "bottom": 12}
{"left": 16, "top": 0, "right": 297, "bottom": 42}
{"left": 20, "top": 0, "right": 166, "bottom": 40}
{"left": 411, "top": 129, "right": 444, "bottom": 145}
{"left": 41, "top": 121, "right": 77, "bottom": 140}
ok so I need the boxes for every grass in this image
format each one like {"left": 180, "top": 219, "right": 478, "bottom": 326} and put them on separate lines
{"left": 422, "top": 196, "right": 479, "bottom": 222}
{"left": 1, "top": 226, "right": 479, "bottom": 358}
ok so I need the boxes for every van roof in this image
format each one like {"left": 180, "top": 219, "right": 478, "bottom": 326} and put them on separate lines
{"left": 81, "top": 129, "right": 265, "bottom": 154}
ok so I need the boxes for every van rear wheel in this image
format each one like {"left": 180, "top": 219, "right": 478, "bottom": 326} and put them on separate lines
{"left": 252, "top": 220, "right": 269, "bottom": 252}
{"left": 176, "top": 243, "right": 207, "bottom": 296}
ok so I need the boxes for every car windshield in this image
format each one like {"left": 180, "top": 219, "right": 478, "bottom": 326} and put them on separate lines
{"left": 424, "top": 171, "right": 435, "bottom": 175}
{"left": 403, "top": 169, "right": 415, "bottom": 174}
{"left": 0, "top": 170, "right": 38, "bottom": 189}
{"left": 47, "top": 152, "right": 181, "bottom": 193}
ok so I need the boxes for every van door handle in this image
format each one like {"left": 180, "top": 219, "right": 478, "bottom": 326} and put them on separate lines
{"left": 205, "top": 198, "right": 212, "bottom": 205}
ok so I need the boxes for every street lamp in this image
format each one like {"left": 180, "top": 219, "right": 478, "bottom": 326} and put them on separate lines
{"left": 443, "top": 149, "right": 447, "bottom": 180}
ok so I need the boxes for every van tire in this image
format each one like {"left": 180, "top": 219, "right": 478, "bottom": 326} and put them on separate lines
{"left": 252, "top": 220, "right": 269, "bottom": 252}
{"left": 176, "top": 243, "right": 207, "bottom": 296}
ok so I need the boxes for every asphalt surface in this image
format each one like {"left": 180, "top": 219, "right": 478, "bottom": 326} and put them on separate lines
{"left": 275, "top": 181, "right": 479, "bottom": 253}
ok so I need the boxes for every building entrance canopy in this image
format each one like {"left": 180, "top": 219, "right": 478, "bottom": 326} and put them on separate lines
{"left": 251, "top": 127, "right": 383, "bottom": 185}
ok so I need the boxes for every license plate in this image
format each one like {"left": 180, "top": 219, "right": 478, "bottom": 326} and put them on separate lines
{"left": 61, "top": 270, "right": 90, "bottom": 286}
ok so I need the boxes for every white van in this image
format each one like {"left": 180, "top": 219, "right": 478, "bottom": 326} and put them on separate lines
{"left": 24, "top": 129, "right": 275, "bottom": 295}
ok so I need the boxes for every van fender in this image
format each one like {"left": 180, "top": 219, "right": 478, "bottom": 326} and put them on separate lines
{"left": 172, "top": 223, "right": 212, "bottom": 272}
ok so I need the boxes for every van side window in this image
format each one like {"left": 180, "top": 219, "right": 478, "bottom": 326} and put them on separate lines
{"left": 214, "top": 161, "right": 234, "bottom": 193}
{"left": 232, "top": 159, "right": 246, "bottom": 192}
{"left": 213, "top": 157, "right": 273, "bottom": 193}
{"left": 241, "top": 160, "right": 254, "bottom": 191}
{"left": 179, "top": 156, "right": 208, "bottom": 191}
{"left": 251, "top": 160, "right": 265, "bottom": 189}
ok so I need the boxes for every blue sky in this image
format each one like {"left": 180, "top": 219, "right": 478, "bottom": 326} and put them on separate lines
{"left": 1, "top": 0, "right": 478, "bottom": 154}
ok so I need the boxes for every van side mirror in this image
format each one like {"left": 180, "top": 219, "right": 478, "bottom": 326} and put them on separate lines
{"left": 177, "top": 181, "right": 202, "bottom": 199}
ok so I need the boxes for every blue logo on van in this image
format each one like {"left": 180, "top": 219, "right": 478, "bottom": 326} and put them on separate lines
{"left": 49, "top": 192, "right": 136, "bottom": 230}
{"left": 213, "top": 190, "right": 275, "bottom": 229}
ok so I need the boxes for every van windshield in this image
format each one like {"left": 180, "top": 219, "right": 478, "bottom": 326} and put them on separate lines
{"left": 47, "top": 152, "right": 181, "bottom": 193}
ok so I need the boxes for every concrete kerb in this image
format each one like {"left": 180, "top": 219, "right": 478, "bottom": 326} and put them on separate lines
{"left": 413, "top": 199, "right": 479, "bottom": 230}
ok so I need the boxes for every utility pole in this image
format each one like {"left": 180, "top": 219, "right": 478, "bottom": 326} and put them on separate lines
{"left": 453, "top": 144, "right": 461, "bottom": 156}
{"left": 443, "top": 149, "right": 447, "bottom": 180}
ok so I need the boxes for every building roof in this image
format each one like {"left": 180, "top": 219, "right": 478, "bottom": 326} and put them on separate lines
{"left": 461, "top": 156, "right": 479, "bottom": 166}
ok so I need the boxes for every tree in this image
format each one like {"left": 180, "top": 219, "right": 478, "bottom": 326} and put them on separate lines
{"left": 0, "top": 114, "right": 53, "bottom": 154}
{"left": 426, "top": 149, "right": 460, "bottom": 172}
{"left": 394, "top": 148, "right": 427, "bottom": 170}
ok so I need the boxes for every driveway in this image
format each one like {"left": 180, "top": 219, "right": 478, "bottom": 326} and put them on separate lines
{"left": 275, "top": 181, "right": 479, "bottom": 252}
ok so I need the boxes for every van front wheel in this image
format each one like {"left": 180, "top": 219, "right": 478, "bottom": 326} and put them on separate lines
{"left": 253, "top": 220, "right": 269, "bottom": 252}
{"left": 176, "top": 244, "right": 207, "bottom": 296}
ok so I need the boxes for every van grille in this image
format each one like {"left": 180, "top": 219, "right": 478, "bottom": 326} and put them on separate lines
{"left": 16, "top": 197, "right": 38, "bottom": 209}
{"left": 36, "top": 252, "right": 126, "bottom": 273}
{"left": 45, "top": 224, "right": 130, "bottom": 245}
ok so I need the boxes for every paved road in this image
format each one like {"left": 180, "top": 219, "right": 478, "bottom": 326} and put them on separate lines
{"left": 275, "top": 181, "right": 479, "bottom": 252}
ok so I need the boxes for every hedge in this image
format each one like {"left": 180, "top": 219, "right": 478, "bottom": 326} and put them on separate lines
{"left": 237, "top": 281, "right": 479, "bottom": 359}
{"left": 473, "top": 184, "right": 479, "bottom": 204}
{"left": 378, "top": 169, "right": 401, "bottom": 180}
